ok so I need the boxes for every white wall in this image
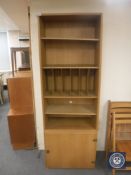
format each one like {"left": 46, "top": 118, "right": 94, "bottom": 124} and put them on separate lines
{"left": 0, "top": 32, "right": 10, "bottom": 71}
{"left": 8, "top": 30, "right": 29, "bottom": 47}
{"left": 0, "top": 7, "right": 18, "bottom": 31}
{"left": 30, "top": 0, "right": 131, "bottom": 150}
{"left": 0, "top": 0, "right": 29, "bottom": 33}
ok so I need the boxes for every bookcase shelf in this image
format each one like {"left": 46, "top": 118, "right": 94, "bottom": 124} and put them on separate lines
{"left": 41, "top": 41, "right": 99, "bottom": 66}
{"left": 46, "top": 117, "right": 96, "bottom": 130}
{"left": 39, "top": 13, "right": 102, "bottom": 168}
{"left": 41, "top": 37, "right": 99, "bottom": 42}
{"left": 45, "top": 104, "right": 96, "bottom": 115}
{"left": 44, "top": 91, "right": 97, "bottom": 98}
{"left": 42, "top": 64, "right": 99, "bottom": 69}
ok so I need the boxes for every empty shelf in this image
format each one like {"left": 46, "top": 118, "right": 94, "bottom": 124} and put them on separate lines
{"left": 46, "top": 117, "right": 96, "bottom": 130}
{"left": 45, "top": 104, "right": 96, "bottom": 115}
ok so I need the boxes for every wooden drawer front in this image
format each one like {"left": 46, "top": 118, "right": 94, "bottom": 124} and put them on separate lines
{"left": 45, "top": 132, "right": 97, "bottom": 168}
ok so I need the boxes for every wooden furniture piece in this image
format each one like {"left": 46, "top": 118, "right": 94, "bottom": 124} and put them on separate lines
{"left": 111, "top": 113, "right": 131, "bottom": 175}
{"left": 105, "top": 101, "right": 131, "bottom": 158}
{"left": 7, "top": 73, "right": 36, "bottom": 149}
{"left": 11, "top": 47, "right": 30, "bottom": 76}
{"left": 39, "top": 13, "right": 102, "bottom": 168}
{"left": 105, "top": 101, "right": 131, "bottom": 175}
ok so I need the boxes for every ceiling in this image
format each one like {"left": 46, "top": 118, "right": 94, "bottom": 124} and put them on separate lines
{"left": 0, "top": 7, "right": 18, "bottom": 31}
{"left": 0, "top": 0, "right": 29, "bottom": 33}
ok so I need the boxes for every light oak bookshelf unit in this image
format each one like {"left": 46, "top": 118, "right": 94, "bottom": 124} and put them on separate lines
{"left": 39, "top": 13, "right": 102, "bottom": 168}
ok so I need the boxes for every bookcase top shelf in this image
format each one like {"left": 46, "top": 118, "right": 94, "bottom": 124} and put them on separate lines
{"left": 40, "top": 13, "right": 101, "bottom": 21}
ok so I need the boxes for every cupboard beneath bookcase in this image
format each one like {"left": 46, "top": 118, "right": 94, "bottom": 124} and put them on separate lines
{"left": 39, "top": 13, "right": 102, "bottom": 168}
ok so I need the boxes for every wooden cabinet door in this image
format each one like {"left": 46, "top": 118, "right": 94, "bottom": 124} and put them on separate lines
{"left": 45, "top": 131, "right": 97, "bottom": 168}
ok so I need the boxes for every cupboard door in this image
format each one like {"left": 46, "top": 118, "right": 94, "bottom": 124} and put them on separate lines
{"left": 8, "top": 114, "right": 35, "bottom": 149}
{"left": 45, "top": 132, "right": 96, "bottom": 168}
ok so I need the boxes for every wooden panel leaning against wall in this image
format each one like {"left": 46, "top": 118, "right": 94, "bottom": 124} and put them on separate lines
{"left": 105, "top": 101, "right": 131, "bottom": 175}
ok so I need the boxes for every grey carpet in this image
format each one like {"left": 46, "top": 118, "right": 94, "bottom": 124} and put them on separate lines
{"left": 0, "top": 91, "right": 130, "bottom": 175}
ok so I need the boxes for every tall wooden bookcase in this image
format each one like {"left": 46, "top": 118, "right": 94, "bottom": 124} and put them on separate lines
{"left": 39, "top": 13, "right": 102, "bottom": 168}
